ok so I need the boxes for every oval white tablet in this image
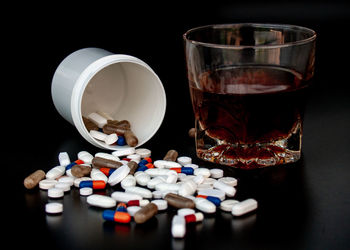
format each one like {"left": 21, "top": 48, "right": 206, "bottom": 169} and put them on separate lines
{"left": 177, "top": 208, "right": 195, "bottom": 217}
{"left": 194, "top": 198, "right": 216, "bottom": 213}
{"left": 87, "top": 194, "right": 116, "bottom": 208}
{"left": 77, "top": 151, "right": 94, "bottom": 164}
{"left": 151, "top": 199, "right": 168, "bottom": 211}
{"left": 177, "top": 156, "right": 192, "bottom": 166}
{"left": 220, "top": 199, "right": 239, "bottom": 212}
{"left": 105, "top": 133, "right": 118, "bottom": 145}
{"left": 218, "top": 177, "right": 237, "bottom": 187}
{"left": 213, "top": 181, "right": 236, "bottom": 197}
{"left": 231, "top": 199, "right": 258, "bottom": 216}
{"left": 194, "top": 168, "right": 211, "bottom": 178}
{"left": 135, "top": 148, "right": 151, "bottom": 158}
{"left": 112, "top": 148, "right": 136, "bottom": 157}
{"left": 125, "top": 186, "right": 152, "bottom": 199}
{"left": 111, "top": 191, "right": 142, "bottom": 203}
{"left": 39, "top": 179, "right": 58, "bottom": 190}
{"left": 108, "top": 165, "right": 130, "bottom": 186}
{"left": 45, "top": 203, "right": 63, "bottom": 214}
{"left": 80, "top": 187, "right": 93, "bottom": 196}
{"left": 210, "top": 168, "right": 224, "bottom": 179}
{"left": 46, "top": 166, "right": 65, "bottom": 180}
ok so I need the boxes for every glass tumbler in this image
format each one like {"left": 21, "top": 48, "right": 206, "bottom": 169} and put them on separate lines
{"left": 183, "top": 23, "right": 316, "bottom": 169}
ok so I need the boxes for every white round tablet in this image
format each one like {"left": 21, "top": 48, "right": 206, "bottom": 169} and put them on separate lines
{"left": 152, "top": 190, "right": 163, "bottom": 199}
{"left": 220, "top": 199, "right": 239, "bottom": 212}
{"left": 194, "top": 168, "right": 211, "bottom": 178}
{"left": 218, "top": 177, "right": 237, "bottom": 186}
{"left": 39, "top": 179, "right": 58, "bottom": 190}
{"left": 45, "top": 203, "right": 63, "bottom": 214}
{"left": 55, "top": 182, "right": 71, "bottom": 192}
{"left": 210, "top": 168, "right": 224, "bottom": 179}
{"left": 48, "top": 188, "right": 64, "bottom": 198}
{"left": 135, "top": 148, "right": 152, "bottom": 158}
{"left": 127, "top": 206, "right": 141, "bottom": 216}
{"left": 80, "top": 187, "right": 93, "bottom": 196}
{"left": 151, "top": 199, "right": 168, "bottom": 211}
{"left": 177, "top": 156, "right": 192, "bottom": 166}
{"left": 177, "top": 208, "right": 195, "bottom": 217}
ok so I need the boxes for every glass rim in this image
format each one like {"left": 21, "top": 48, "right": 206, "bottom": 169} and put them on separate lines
{"left": 183, "top": 23, "right": 317, "bottom": 49}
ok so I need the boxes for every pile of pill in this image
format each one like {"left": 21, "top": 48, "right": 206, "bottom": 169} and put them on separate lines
{"left": 24, "top": 148, "right": 258, "bottom": 238}
{"left": 83, "top": 111, "right": 138, "bottom": 146}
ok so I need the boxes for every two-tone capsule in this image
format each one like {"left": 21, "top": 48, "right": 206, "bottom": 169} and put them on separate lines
{"left": 196, "top": 195, "right": 221, "bottom": 206}
{"left": 65, "top": 159, "right": 85, "bottom": 170}
{"left": 102, "top": 210, "right": 131, "bottom": 223}
{"left": 79, "top": 180, "right": 106, "bottom": 189}
{"left": 99, "top": 167, "right": 116, "bottom": 177}
{"left": 170, "top": 167, "right": 194, "bottom": 175}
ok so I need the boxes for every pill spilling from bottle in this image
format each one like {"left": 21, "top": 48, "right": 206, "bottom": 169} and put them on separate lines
{"left": 24, "top": 146, "right": 257, "bottom": 238}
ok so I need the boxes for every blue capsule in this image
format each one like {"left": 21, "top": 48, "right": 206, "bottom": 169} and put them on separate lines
{"left": 117, "top": 136, "right": 126, "bottom": 146}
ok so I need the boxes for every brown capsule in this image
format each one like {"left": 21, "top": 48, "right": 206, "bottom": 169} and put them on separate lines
{"left": 83, "top": 116, "right": 99, "bottom": 131}
{"left": 71, "top": 164, "right": 91, "bottom": 178}
{"left": 163, "top": 150, "right": 178, "bottom": 161}
{"left": 134, "top": 203, "right": 158, "bottom": 224}
{"left": 127, "top": 161, "right": 138, "bottom": 175}
{"left": 107, "top": 120, "right": 131, "bottom": 129}
{"left": 102, "top": 123, "right": 129, "bottom": 135}
{"left": 24, "top": 170, "right": 46, "bottom": 189}
{"left": 124, "top": 130, "right": 138, "bottom": 147}
{"left": 188, "top": 128, "right": 196, "bottom": 138}
{"left": 164, "top": 193, "right": 195, "bottom": 209}
{"left": 91, "top": 157, "right": 123, "bottom": 169}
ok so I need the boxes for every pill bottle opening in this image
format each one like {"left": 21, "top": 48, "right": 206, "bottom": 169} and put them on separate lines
{"left": 76, "top": 58, "right": 166, "bottom": 150}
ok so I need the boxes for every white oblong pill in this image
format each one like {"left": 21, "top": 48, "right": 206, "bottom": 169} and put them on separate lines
{"left": 121, "top": 175, "right": 136, "bottom": 189}
{"left": 198, "top": 188, "right": 226, "bottom": 201}
{"left": 90, "top": 169, "right": 108, "bottom": 183}
{"left": 177, "top": 156, "right": 192, "bottom": 166}
{"left": 58, "top": 152, "right": 71, "bottom": 167}
{"left": 155, "top": 183, "right": 180, "bottom": 192}
{"left": 80, "top": 187, "right": 93, "bottom": 196}
{"left": 193, "top": 175, "right": 205, "bottom": 185}
{"left": 184, "top": 163, "right": 199, "bottom": 169}
{"left": 151, "top": 199, "right": 168, "bottom": 211}
{"left": 48, "top": 188, "right": 64, "bottom": 198}
{"left": 210, "top": 168, "right": 224, "bottom": 178}
{"left": 218, "top": 177, "right": 237, "bottom": 187}
{"left": 90, "top": 130, "right": 107, "bottom": 141}
{"left": 202, "top": 178, "right": 216, "bottom": 185}
{"left": 194, "top": 168, "right": 211, "bottom": 178}
{"left": 45, "top": 203, "right": 63, "bottom": 214}
{"left": 154, "top": 160, "right": 182, "bottom": 169}
{"left": 127, "top": 154, "right": 141, "bottom": 162}
{"left": 178, "top": 180, "right": 197, "bottom": 197}
{"left": 87, "top": 194, "right": 116, "bottom": 208}
{"left": 54, "top": 182, "right": 71, "bottom": 192}
{"left": 112, "top": 148, "right": 136, "bottom": 157}
{"left": 194, "top": 197, "right": 216, "bottom": 213}
{"left": 135, "top": 148, "right": 151, "bottom": 158}
{"left": 231, "top": 199, "right": 258, "bottom": 216}
{"left": 166, "top": 174, "right": 178, "bottom": 184}
{"left": 135, "top": 172, "right": 151, "bottom": 186}
{"left": 177, "top": 208, "right": 195, "bottom": 217}
{"left": 196, "top": 183, "right": 213, "bottom": 191}
{"left": 39, "top": 179, "right": 58, "bottom": 190}
{"left": 213, "top": 180, "right": 236, "bottom": 197}
{"left": 95, "top": 152, "right": 120, "bottom": 161}
{"left": 46, "top": 166, "right": 65, "bottom": 180}
{"left": 105, "top": 133, "right": 118, "bottom": 145}
{"left": 108, "top": 165, "right": 130, "bottom": 186}
{"left": 111, "top": 191, "right": 142, "bottom": 203}
{"left": 147, "top": 177, "right": 165, "bottom": 189}
{"left": 172, "top": 215, "right": 186, "bottom": 238}
{"left": 88, "top": 112, "right": 108, "bottom": 128}
{"left": 127, "top": 206, "right": 141, "bottom": 217}
{"left": 152, "top": 190, "right": 163, "bottom": 199}
{"left": 145, "top": 168, "right": 176, "bottom": 177}
{"left": 125, "top": 186, "right": 152, "bottom": 199}
{"left": 220, "top": 199, "right": 239, "bottom": 212}
{"left": 77, "top": 151, "right": 94, "bottom": 164}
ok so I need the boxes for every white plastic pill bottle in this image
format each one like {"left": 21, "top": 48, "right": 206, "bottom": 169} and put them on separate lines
{"left": 51, "top": 48, "right": 166, "bottom": 150}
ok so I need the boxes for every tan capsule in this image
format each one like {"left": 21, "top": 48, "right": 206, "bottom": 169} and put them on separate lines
{"left": 163, "top": 150, "right": 178, "bottom": 161}
{"left": 83, "top": 116, "right": 99, "bottom": 131}
{"left": 164, "top": 193, "right": 195, "bottom": 209}
{"left": 127, "top": 161, "right": 138, "bottom": 175}
{"left": 107, "top": 120, "right": 131, "bottom": 129}
{"left": 71, "top": 164, "right": 91, "bottom": 178}
{"left": 134, "top": 203, "right": 158, "bottom": 224}
{"left": 92, "top": 157, "right": 123, "bottom": 169}
{"left": 124, "top": 130, "right": 138, "bottom": 147}
{"left": 188, "top": 128, "right": 196, "bottom": 138}
{"left": 24, "top": 170, "right": 46, "bottom": 189}
{"left": 102, "top": 123, "right": 129, "bottom": 135}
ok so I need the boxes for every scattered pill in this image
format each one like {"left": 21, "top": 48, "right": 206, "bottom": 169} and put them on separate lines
{"left": 92, "top": 157, "right": 123, "bottom": 169}
{"left": 83, "top": 116, "right": 99, "bottom": 131}
{"left": 178, "top": 180, "right": 197, "bottom": 197}
{"left": 55, "top": 182, "right": 71, "bottom": 192}
{"left": 74, "top": 177, "right": 92, "bottom": 188}
{"left": 155, "top": 183, "right": 180, "bottom": 193}
{"left": 46, "top": 166, "right": 66, "bottom": 180}
{"left": 134, "top": 203, "right": 158, "bottom": 224}
{"left": 127, "top": 206, "right": 141, "bottom": 216}
{"left": 231, "top": 199, "right": 258, "bottom": 216}
{"left": 79, "top": 180, "right": 106, "bottom": 189}
{"left": 127, "top": 154, "right": 141, "bottom": 162}
{"left": 71, "top": 164, "right": 91, "bottom": 178}
{"left": 194, "top": 168, "right": 211, "bottom": 178}
{"left": 124, "top": 130, "right": 138, "bottom": 147}
{"left": 220, "top": 199, "right": 239, "bottom": 212}
{"left": 198, "top": 188, "right": 226, "bottom": 201}
{"left": 177, "top": 208, "right": 195, "bottom": 217}
{"left": 108, "top": 165, "right": 130, "bottom": 186}
{"left": 65, "top": 160, "right": 85, "bottom": 170}
{"left": 135, "top": 172, "right": 151, "bottom": 186}
{"left": 210, "top": 168, "right": 224, "bottom": 179}
{"left": 39, "top": 179, "right": 58, "bottom": 190}
{"left": 24, "top": 170, "right": 46, "bottom": 189}
{"left": 135, "top": 148, "right": 151, "bottom": 158}
{"left": 112, "top": 148, "right": 136, "bottom": 157}
{"left": 127, "top": 199, "right": 149, "bottom": 207}
{"left": 58, "top": 176, "right": 75, "bottom": 186}
{"left": 90, "top": 130, "right": 108, "bottom": 141}
{"left": 194, "top": 197, "right": 216, "bottom": 213}
{"left": 91, "top": 168, "right": 109, "bottom": 183}
{"left": 116, "top": 203, "right": 128, "bottom": 212}
{"left": 58, "top": 152, "right": 71, "bottom": 167}
{"left": 184, "top": 163, "right": 199, "bottom": 169}
{"left": 103, "top": 210, "right": 131, "bottom": 223}
{"left": 45, "top": 203, "right": 63, "bottom": 214}
{"left": 77, "top": 151, "right": 94, "bottom": 164}
{"left": 125, "top": 186, "right": 152, "bottom": 199}
{"left": 213, "top": 180, "right": 236, "bottom": 197}
{"left": 105, "top": 133, "right": 119, "bottom": 145}
{"left": 121, "top": 175, "right": 136, "bottom": 189}
{"left": 154, "top": 160, "right": 182, "bottom": 169}
{"left": 164, "top": 193, "right": 195, "bottom": 209}
{"left": 196, "top": 195, "right": 221, "bottom": 206}
{"left": 177, "top": 156, "right": 192, "bottom": 166}
{"left": 102, "top": 123, "right": 128, "bottom": 135}
{"left": 48, "top": 187, "right": 64, "bottom": 198}
{"left": 80, "top": 187, "right": 93, "bottom": 196}
{"left": 172, "top": 215, "right": 186, "bottom": 238}
{"left": 151, "top": 199, "right": 168, "bottom": 211}
{"left": 87, "top": 194, "right": 116, "bottom": 208}
{"left": 184, "top": 212, "right": 204, "bottom": 223}
{"left": 111, "top": 191, "right": 142, "bottom": 203}
{"left": 218, "top": 177, "right": 237, "bottom": 187}
{"left": 127, "top": 161, "right": 139, "bottom": 175}
{"left": 163, "top": 150, "right": 178, "bottom": 161}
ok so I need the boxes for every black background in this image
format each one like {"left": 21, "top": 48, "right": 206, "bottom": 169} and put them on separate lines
{"left": 5, "top": 1, "right": 350, "bottom": 249}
